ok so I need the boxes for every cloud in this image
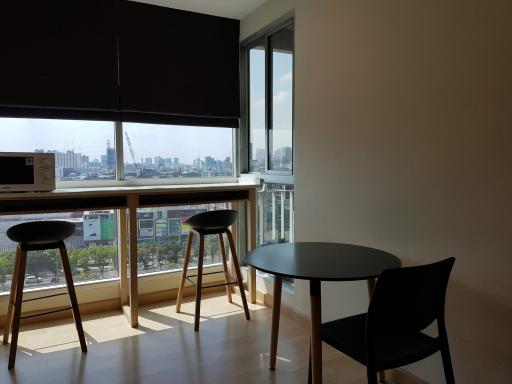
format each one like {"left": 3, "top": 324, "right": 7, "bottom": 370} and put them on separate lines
{"left": 252, "top": 91, "right": 289, "bottom": 108}
{"left": 273, "top": 90, "right": 289, "bottom": 105}
{"left": 280, "top": 72, "right": 293, "bottom": 83}
{"left": 253, "top": 98, "right": 265, "bottom": 107}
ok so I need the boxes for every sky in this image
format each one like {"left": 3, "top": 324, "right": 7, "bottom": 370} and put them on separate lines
{"left": 250, "top": 47, "right": 293, "bottom": 158}
{"left": 0, "top": 118, "right": 233, "bottom": 165}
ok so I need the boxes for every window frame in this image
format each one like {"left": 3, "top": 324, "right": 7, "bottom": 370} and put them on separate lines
{"left": 240, "top": 16, "right": 295, "bottom": 182}
{"left": 35, "top": 120, "right": 239, "bottom": 189}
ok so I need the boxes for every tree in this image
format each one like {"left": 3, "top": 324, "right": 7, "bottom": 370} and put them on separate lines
{"left": 25, "top": 249, "right": 54, "bottom": 286}
{"left": 0, "top": 251, "right": 15, "bottom": 291}
{"left": 88, "top": 245, "right": 115, "bottom": 278}
{"left": 205, "top": 235, "right": 220, "bottom": 264}
{"left": 68, "top": 248, "right": 91, "bottom": 278}
{"left": 138, "top": 243, "right": 156, "bottom": 271}
{"left": 157, "top": 242, "right": 181, "bottom": 267}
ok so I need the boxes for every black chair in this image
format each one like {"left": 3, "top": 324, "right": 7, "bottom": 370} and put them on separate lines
{"left": 175, "top": 209, "right": 250, "bottom": 331}
{"left": 3, "top": 221, "right": 87, "bottom": 369}
{"left": 309, "top": 258, "right": 455, "bottom": 384}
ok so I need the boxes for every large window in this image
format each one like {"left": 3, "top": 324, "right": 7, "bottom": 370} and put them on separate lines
{"left": 0, "top": 118, "right": 234, "bottom": 183}
{"left": 247, "top": 22, "right": 294, "bottom": 174}
{"left": 0, "top": 118, "right": 235, "bottom": 291}
{"left": 243, "top": 20, "right": 295, "bottom": 285}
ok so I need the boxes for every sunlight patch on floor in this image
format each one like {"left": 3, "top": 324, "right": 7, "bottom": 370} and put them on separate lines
{"left": 14, "top": 292, "right": 264, "bottom": 353}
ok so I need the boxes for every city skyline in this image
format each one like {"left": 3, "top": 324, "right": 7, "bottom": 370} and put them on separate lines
{"left": 0, "top": 118, "right": 233, "bottom": 162}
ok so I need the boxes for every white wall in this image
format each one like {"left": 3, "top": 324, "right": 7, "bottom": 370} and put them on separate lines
{"left": 241, "top": 0, "right": 512, "bottom": 382}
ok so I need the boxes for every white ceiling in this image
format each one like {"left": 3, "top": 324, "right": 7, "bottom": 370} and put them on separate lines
{"left": 130, "top": 0, "right": 267, "bottom": 20}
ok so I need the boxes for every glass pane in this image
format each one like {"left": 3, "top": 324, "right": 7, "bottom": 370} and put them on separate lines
{"left": 0, "top": 117, "right": 116, "bottom": 182}
{"left": 123, "top": 123, "right": 233, "bottom": 179}
{"left": 249, "top": 44, "right": 266, "bottom": 173}
{"left": 256, "top": 183, "right": 294, "bottom": 285}
{"left": 270, "top": 25, "right": 294, "bottom": 171}
{"left": 256, "top": 183, "right": 294, "bottom": 246}
{"left": 0, "top": 211, "right": 119, "bottom": 292}
{"left": 134, "top": 203, "right": 230, "bottom": 275}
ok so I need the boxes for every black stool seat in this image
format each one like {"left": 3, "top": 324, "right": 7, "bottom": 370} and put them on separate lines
{"left": 7, "top": 221, "right": 75, "bottom": 247}
{"left": 185, "top": 210, "right": 237, "bottom": 235}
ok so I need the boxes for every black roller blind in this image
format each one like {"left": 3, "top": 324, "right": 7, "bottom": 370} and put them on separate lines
{"left": 0, "top": 0, "right": 118, "bottom": 120}
{"left": 119, "top": 1, "right": 240, "bottom": 128}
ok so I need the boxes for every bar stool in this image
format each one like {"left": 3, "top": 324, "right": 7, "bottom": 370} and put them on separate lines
{"left": 3, "top": 220, "right": 87, "bottom": 369}
{"left": 175, "top": 209, "right": 250, "bottom": 331}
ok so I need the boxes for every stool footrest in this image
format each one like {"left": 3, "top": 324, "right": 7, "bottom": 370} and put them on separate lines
{"left": 21, "top": 306, "right": 72, "bottom": 320}
{"left": 185, "top": 270, "right": 238, "bottom": 289}
{"left": 21, "top": 292, "right": 68, "bottom": 303}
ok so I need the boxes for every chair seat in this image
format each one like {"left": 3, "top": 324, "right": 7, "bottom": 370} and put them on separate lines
{"left": 185, "top": 210, "right": 237, "bottom": 234}
{"left": 320, "top": 313, "right": 441, "bottom": 370}
{"left": 7, "top": 221, "right": 76, "bottom": 246}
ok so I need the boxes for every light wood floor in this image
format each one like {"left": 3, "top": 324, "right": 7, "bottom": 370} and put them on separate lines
{"left": 0, "top": 292, "right": 369, "bottom": 384}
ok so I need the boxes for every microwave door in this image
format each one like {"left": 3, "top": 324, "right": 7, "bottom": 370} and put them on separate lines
{"left": 0, "top": 156, "right": 35, "bottom": 185}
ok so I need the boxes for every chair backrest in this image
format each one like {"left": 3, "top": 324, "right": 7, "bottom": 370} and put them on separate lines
{"left": 367, "top": 257, "right": 455, "bottom": 337}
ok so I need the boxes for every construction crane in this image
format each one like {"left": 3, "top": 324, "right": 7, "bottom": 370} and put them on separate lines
{"left": 124, "top": 131, "right": 143, "bottom": 177}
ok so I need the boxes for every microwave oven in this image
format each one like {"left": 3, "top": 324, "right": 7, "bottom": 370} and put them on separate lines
{"left": 0, "top": 152, "right": 56, "bottom": 192}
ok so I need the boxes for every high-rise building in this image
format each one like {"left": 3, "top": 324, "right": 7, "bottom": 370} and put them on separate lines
{"left": 106, "top": 140, "right": 115, "bottom": 171}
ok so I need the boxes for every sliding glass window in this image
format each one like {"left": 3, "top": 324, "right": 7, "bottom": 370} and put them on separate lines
{"left": 246, "top": 21, "right": 294, "bottom": 175}
{"left": 249, "top": 44, "right": 266, "bottom": 173}
{"left": 243, "top": 20, "right": 295, "bottom": 285}
{"left": 270, "top": 25, "right": 293, "bottom": 171}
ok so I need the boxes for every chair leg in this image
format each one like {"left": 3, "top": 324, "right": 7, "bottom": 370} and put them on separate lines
{"left": 440, "top": 333, "right": 455, "bottom": 383}
{"left": 367, "top": 368, "right": 378, "bottom": 384}
{"left": 8, "top": 248, "right": 27, "bottom": 369}
{"left": 3, "top": 246, "right": 21, "bottom": 345}
{"left": 194, "top": 233, "right": 205, "bottom": 332}
{"left": 218, "top": 234, "right": 232, "bottom": 303}
{"left": 226, "top": 229, "right": 250, "bottom": 320}
{"left": 308, "top": 345, "right": 312, "bottom": 384}
{"left": 176, "top": 232, "right": 194, "bottom": 313}
{"left": 367, "top": 278, "right": 386, "bottom": 383}
{"left": 59, "top": 243, "right": 87, "bottom": 353}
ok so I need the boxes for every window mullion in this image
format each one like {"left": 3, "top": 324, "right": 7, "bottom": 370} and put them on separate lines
{"left": 265, "top": 35, "right": 272, "bottom": 173}
{"left": 115, "top": 121, "right": 124, "bottom": 180}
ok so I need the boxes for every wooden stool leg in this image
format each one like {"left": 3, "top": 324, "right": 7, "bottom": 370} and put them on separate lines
{"left": 218, "top": 234, "right": 232, "bottom": 303}
{"left": 226, "top": 229, "right": 250, "bottom": 320}
{"left": 8, "top": 247, "right": 28, "bottom": 369}
{"left": 60, "top": 243, "right": 87, "bottom": 353}
{"left": 194, "top": 233, "right": 205, "bottom": 332}
{"left": 269, "top": 275, "right": 282, "bottom": 370}
{"left": 176, "top": 232, "right": 194, "bottom": 313}
{"left": 3, "top": 246, "right": 21, "bottom": 345}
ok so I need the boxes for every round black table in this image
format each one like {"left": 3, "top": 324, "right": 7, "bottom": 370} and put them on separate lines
{"left": 245, "top": 242, "right": 401, "bottom": 384}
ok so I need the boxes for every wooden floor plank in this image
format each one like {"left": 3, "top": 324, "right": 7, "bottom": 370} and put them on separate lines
{"left": 0, "top": 292, "right": 367, "bottom": 384}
